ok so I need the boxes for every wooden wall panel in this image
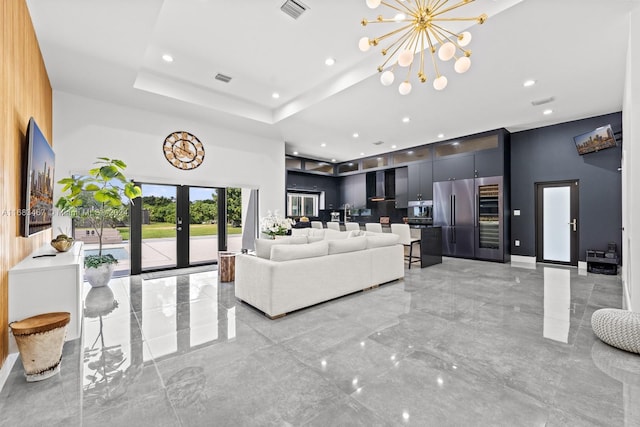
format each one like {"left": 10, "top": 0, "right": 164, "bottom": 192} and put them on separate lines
{"left": 0, "top": 0, "right": 52, "bottom": 368}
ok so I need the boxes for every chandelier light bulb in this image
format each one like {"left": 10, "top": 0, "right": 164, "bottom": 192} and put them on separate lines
{"left": 398, "top": 81, "right": 412, "bottom": 95}
{"left": 433, "top": 75, "right": 448, "bottom": 91}
{"left": 458, "top": 31, "right": 472, "bottom": 47}
{"left": 380, "top": 70, "right": 395, "bottom": 86}
{"left": 438, "top": 42, "right": 456, "bottom": 61}
{"left": 454, "top": 56, "right": 471, "bottom": 74}
{"left": 359, "top": 37, "right": 371, "bottom": 52}
{"left": 366, "top": 0, "right": 381, "bottom": 9}
{"left": 398, "top": 50, "right": 414, "bottom": 67}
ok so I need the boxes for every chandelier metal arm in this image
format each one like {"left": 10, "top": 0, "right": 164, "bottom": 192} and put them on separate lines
{"left": 431, "top": 0, "right": 476, "bottom": 19}
{"left": 429, "top": 0, "right": 448, "bottom": 12}
{"left": 381, "top": 1, "right": 415, "bottom": 15}
{"left": 371, "top": 23, "right": 415, "bottom": 44}
{"left": 378, "top": 27, "right": 416, "bottom": 70}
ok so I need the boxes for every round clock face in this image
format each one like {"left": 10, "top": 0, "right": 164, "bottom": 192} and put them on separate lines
{"left": 163, "top": 131, "right": 205, "bottom": 170}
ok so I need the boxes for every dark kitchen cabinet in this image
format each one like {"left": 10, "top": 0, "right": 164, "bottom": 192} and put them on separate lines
{"left": 407, "top": 161, "right": 432, "bottom": 201}
{"left": 340, "top": 173, "right": 367, "bottom": 209}
{"left": 474, "top": 148, "right": 504, "bottom": 178}
{"left": 433, "top": 155, "right": 475, "bottom": 182}
{"left": 395, "top": 167, "right": 408, "bottom": 208}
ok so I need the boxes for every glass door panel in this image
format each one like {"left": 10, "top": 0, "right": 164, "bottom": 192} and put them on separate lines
{"left": 141, "top": 184, "right": 177, "bottom": 270}
{"left": 543, "top": 186, "right": 571, "bottom": 262}
{"left": 189, "top": 187, "right": 218, "bottom": 264}
{"left": 478, "top": 183, "right": 500, "bottom": 249}
{"left": 226, "top": 188, "right": 243, "bottom": 253}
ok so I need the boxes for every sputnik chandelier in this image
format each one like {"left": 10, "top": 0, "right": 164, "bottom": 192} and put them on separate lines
{"left": 359, "top": 0, "right": 487, "bottom": 95}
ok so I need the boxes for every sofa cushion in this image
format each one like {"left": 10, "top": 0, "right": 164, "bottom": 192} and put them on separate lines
{"left": 366, "top": 233, "right": 400, "bottom": 248}
{"left": 255, "top": 238, "right": 290, "bottom": 259}
{"left": 324, "top": 229, "right": 349, "bottom": 240}
{"left": 308, "top": 236, "right": 324, "bottom": 243}
{"left": 347, "top": 230, "right": 366, "bottom": 238}
{"left": 288, "top": 236, "right": 309, "bottom": 245}
{"left": 308, "top": 229, "right": 325, "bottom": 239}
{"left": 291, "top": 228, "right": 310, "bottom": 237}
{"left": 270, "top": 240, "right": 329, "bottom": 262}
{"left": 328, "top": 236, "right": 367, "bottom": 255}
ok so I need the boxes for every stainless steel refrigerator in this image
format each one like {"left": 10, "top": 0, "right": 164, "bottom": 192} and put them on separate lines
{"left": 433, "top": 179, "right": 475, "bottom": 258}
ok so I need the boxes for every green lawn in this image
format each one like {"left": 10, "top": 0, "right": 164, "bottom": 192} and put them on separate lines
{"left": 115, "top": 223, "right": 242, "bottom": 240}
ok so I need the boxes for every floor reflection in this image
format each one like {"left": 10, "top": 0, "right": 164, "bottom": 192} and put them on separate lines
{"left": 82, "top": 271, "right": 236, "bottom": 406}
{"left": 543, "top": 266, "right": 572, "bottom": 343}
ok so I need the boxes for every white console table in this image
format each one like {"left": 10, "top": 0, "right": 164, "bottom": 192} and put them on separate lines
{"left": 8, "top": 242, "right": 84, "bottom": 347}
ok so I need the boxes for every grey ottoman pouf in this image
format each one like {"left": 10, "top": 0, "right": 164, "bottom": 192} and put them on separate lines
{"left": 592, "top": 308, "right": 640, "bottom": 354}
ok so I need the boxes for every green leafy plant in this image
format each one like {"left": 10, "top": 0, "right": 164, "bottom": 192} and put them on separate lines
{"left": 56, "top": 158, "right": 142, "bottom": 268}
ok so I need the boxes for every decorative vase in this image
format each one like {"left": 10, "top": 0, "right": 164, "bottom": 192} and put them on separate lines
{"left": 85, "top": 263, "right": 115, "bottom": 288}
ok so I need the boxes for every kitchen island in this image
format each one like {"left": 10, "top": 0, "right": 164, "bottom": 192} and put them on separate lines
{"left": 410, "top": 225, "right": 442, "bottom": 267}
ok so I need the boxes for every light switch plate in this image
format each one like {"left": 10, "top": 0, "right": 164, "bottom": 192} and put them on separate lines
{"left": 515, "top": 240, "right": 520, "bottom": 247}
{"left": 514, "top": 210, "right": 521, "bottom": 216}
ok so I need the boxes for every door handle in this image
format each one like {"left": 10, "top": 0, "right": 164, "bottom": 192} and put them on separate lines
{"left": 568, "top": 219, "right": 577, "bottom": 232}
{"left": 177, "top": 226, "right": 182, "bottom": 231}
{"left": 452, "top": 195, "right": 456, "bottom": 226}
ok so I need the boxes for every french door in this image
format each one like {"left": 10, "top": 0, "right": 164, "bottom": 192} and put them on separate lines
{"left": 535, "top": 180, "right": 579, "bottom": 266}
{"left": 129, "top": 184, "right": 227, "bottom": 274}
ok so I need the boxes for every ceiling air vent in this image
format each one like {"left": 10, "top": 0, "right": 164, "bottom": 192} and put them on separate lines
{"left": 373, "top": 141, "right": 384, "bottom": 146}
{"left": 215, "top": 73, "right": 232, "bottom": 83}
{"left": 281, "top": 0, "right": 309, "bottom": 19}
{"left": 531, "top": 96, "right": 555, "bottom": 106}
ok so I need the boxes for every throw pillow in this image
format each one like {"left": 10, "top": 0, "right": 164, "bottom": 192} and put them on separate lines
{"left": 327, "top": 236, "right": 367, "bottom": 255}
{"left": 270, "top": 240, "right": 329, "bottom": 262}
{"left": 255, "top": 238, "right": 290, "bottom": 259}
{"left": 366, "top": 233, "right": 400, "bottom": 248}
{"left": 347, "top": 230, "right": 365, "bottom": 238}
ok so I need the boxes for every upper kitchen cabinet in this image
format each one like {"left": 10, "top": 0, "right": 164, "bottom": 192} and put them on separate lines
{"left": 433, "top": 155, "right": 475, "bottom": 181}
{"left": 395, "top": 167, "right": 408, "bottom": 208}
{"left": 407, "top": 161, "right": 433, "bottom": 201}
{"left": 340, "top": 173, "right": 367, "bottom": 209}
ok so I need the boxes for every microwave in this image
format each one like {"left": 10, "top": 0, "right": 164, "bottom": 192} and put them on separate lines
{"left": 408, "top": 200, "right": 433, "bottom": 220}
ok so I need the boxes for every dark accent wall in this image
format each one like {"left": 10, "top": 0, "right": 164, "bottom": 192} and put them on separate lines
{"left": 286, "top": 171, "right": 340, "bottom": 210}
{"left": 510, "top": 112, "right": 622, "bottom": 261}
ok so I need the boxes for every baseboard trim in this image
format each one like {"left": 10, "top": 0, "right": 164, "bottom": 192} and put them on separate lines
{"left": 0, "top": 353, "right": 18, "bottom": 395}
{"left": 511, "top": 255, "right": 536, "bottom": 264}
{"left": 623, "top": 274, "right": 632, "bottom": 311}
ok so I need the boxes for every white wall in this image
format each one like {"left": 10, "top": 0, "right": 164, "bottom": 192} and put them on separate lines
{"left": 622, "top": 6, "right": 640, "bottom": 312}
{"left": 52, "top": 91, "right": 285, "bottom": 232}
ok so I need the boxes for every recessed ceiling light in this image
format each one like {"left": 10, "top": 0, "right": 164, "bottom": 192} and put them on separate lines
{"left": 391, "top": 144, "right": 397, "bottom": 149}
{"left": 331, "top": 158, "right": 336, "bottom": 162}
{"left": 377, "top": 157, "right": 383, "bottom": 160}
{"left": 293, "top": 151, "right": 298, "bottom": 155}
{"left": 320, "top": 143, "right": 326, "bottom": 147}
{"left": 394, "top": 13, "right": 406, "bottom": 21}
{"left": 452, "top": 141, "right": 460, "bottom": 146}
{"left": 325, "top": 57, "right": 336, "bottom": 66}
{"left": 408, "top": 150, "right": 414, "bottom": 154}
{"left": 360, "top": 152, "right": 365, "bottom": 156}
{"left": 353, "top": 133, "right": 359, "bottom": 138}
{"left": 162, "top": 54, "right": 174, "bottom": 63}
{"left": 272, "top": 92, "right": 280, "bottom": 99}
{"left": 438, "top": 133, "right": 445, "bottom": 138}
{"left": 402, "top": 117, "right": 410, "bottom": 123}
{"left": 543, "top": 109, "right": 553, "bottom": 115}
{"left": 523, "top": 79, "right": 536, "bottom": 87}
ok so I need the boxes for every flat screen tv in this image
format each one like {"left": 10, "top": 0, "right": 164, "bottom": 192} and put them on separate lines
{"left": 22, "top": 117, "right": 55, "bottom": 237}
{"left": 573, "top": 124, "right": 617, "bottom": 155}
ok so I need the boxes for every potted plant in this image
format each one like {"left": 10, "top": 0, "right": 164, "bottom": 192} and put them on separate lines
{"left": 56, "top": 157, "right": 142, "bottom": 287}
{"left": 260, "top": 210, "right": 295, "bottom": 239}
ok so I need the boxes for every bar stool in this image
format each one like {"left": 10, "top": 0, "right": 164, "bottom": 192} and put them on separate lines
{"left": 310, "top": 221, "right": 323, "bottom": 229}
{"left": 391, "top": 223, "right": 421, "bottom": 269}
{"left": 345, "top": 222, "right": 360, "bottom": 232}
{"left": 9, "top": 312, "right": 70, "bottom": 382}
{"left": 326, "top": 222, "right": 341, "bottom": 231}
{"left": 365, "top": 223, "right": 383, "bottom": 233}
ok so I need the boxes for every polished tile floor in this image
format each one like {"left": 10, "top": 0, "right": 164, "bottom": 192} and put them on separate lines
{"left": 1, "top": 258, "right": 636, "bottom": 426}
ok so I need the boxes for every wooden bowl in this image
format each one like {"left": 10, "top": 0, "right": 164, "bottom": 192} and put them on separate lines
{"left": 51, "top": 239, "right": 73, "bottom": 252}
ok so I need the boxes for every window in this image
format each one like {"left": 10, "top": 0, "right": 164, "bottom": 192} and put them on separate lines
{"left": 287, "top": 192, "right": 319, "bottom": 217}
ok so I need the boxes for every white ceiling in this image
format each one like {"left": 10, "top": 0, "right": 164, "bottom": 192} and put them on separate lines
{"left": 27, "top": 0, "right": 639, "bottom": 163}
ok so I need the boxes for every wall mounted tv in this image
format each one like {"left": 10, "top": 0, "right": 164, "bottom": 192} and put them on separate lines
{"left": 22, "top": 117, "right": 55, "bottom": 237}
{"left": 573, "top": 124, "right": 617, "bottom": 155}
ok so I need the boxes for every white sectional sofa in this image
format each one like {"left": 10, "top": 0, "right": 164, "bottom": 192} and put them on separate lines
{"left": 235, "top": 229, "right": 404, "bottom": 319}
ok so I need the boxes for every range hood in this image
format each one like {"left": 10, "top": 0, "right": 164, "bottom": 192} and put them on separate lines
{"left": 367, "top": 169, "right": 396, "bottom": 202}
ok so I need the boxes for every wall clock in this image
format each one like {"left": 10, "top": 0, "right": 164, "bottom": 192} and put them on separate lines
{"left": 163, "top": 131, "right": 205, "bottom": 170}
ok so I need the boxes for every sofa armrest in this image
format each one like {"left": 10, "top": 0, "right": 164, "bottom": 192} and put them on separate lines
{"left": 235, "top": 254, "right": 275, "bottom": 316}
